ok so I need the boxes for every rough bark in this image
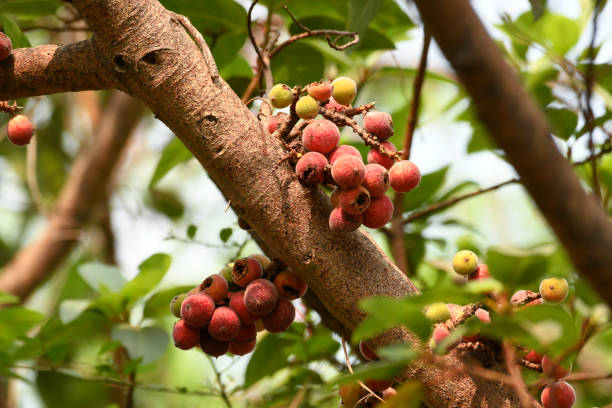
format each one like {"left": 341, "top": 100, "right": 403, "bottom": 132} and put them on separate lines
{"left": 412, "top": 0, "right": 612, "bottom": 306}
{"left": 0, "top": 40, "right": 119, "bottom": 99}
{"left": 0, "top": 91, "right": 142, "bottom": 298}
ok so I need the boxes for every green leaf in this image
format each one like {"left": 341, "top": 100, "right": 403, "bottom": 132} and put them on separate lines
{"left": 142, "top": 285, "right": 193, "bottom": 318}
{"left": 332, "top": 360, "right": 406, "bottom": 385}
{"left": 149, "top": 138, "right": 193, "bottom": 188}
{"left": 111, "top": 324, "right": 169, "bottom": 364}
{"left": 546, "top": 107, "right": 577, "bottom": 139}
{"left": 212, "top": 32, "right": 247, "bottom": 69}
{"left": 245, "top": 333, "right": 293, "bottom": 387}
{"left": 120, "top": 253, "right": 171, "bottom": 307}
{"left": 514, "top": 304, "right": 579, "bottom": 354}
{"left": 219, "top": 227, "right": 233, "bottom": 243}
{"left": 78, "top": 262, "right": 126, "bottom": 293}
{"left": 512, "top": 12, "right": 581, "bottom": 55}
{"left": 0, "top": 307, "right": 44, "bottom": 345}
{"left": 354, "top": 297, "right": 431, "bottom": 342}
{"left": 186, "top": 224, "right": 197, "bottom": 239}
{"left": 404, "top": 166, "right": 448, "bottom": 211}
{"left": 0, "top": 0, "right": 61, "bottom": 16}
{"left": 283, "top": 327, "right": 339, "bottom": 362}
{"left": 159, "top": 0, "right": 246, "bottom": 34}
{"left": 58, "top": 299, "right": 90, "bottom": 324}
{"left": 348, "top": 0, "right": 384, "bottom": 36}
{"left": 271, "top": 42, "right": 324, "bottom": 86}
{"left": 0, "top": 291, "right": 19, "bottom": 305}
{"left": 0, "top": 15, "right": 31, "bottom": 48}
{"left": 219, "top": 55, "right": 253, "bottom": 79}
{"left": 486, "top": 246, "right": 549, "bottom": 288}
{"left": 149, "top": 189, "right": 184, "bottom": 219}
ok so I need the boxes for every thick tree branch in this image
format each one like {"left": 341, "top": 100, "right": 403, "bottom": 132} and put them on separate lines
{"left": 412, "top": 0, "right": 612, "bottom": 308}
{"left": 0, "top": 40, "right": 120, "bottom": 100}
{"left": 0, "top": 92, "right": 142, "bottom": 299}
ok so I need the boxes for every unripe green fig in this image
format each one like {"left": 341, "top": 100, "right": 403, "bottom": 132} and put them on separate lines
{"left": 425, "top": 302, "right": 451, "bottom": 323}
{"left": 539, "top": 277, "right": 569, "bottom": 304}
{"left": 452, "top": 250, "right": 478, "bottom": 276}
{"left": 296, "top": 95, "right": 319, "bottom": 119}
{"left": 170, "top": 293, "right": 188, "bottom": 317}
{"left": 331, "top": 77, "right": 357, "bottom": 105}
{"left": 269, "top": 84, "right": 292, "bottom": 108}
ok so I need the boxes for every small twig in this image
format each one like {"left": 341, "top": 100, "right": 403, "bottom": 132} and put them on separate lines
{"left": 503, "top": 341, "right": 541, "bottom": 408}
{"left": 402, "top": 30, "right": 432, "bottom": 161}
{"left": 564, "top": 371, "right": 612, "bottom": 382}
{"left": 247, "top": 0, "right": 267, "bottom": 81}
{"left": 520, "top": 359, "right": 542, "bottom": 372}
{"left": 340, "top": 336, "right": 385, "bottom": 403}
{"left": 287, "top": 120, "right": 308, "bottom": 142}
{"left": 169, "top": 12, "right": 220, "bottom": 85}
{"left": 512, "top": 291, "right": 542, "bottom": 307}
{"left": 274, "top": 86, "right": 302, "bottom": 142}
{"left": 26, "top": 134, "right": 45, "bottom": 214}
{"left": 9, "top": 364, "right": 220, "bottom": 397}
{"left": 344, "top": 102, "right": 376, "bottom": 118}
{"left": 403, "top": 178, "right": 519, "bottom": 224}
{"left": 320, "top": 107, "right": 402, "bottom": 159}
{"left": 450, "top": 303, "right": 483, "bottom": 328}
{"left": 208, "top": 357, "right": 232, "bottom": 408}
{"left": 423, "top": 352, "right": 516, "bottom": 387}
{"left": 0, "top": 101, "right": 22, "bottom": 115}
{"left": 585, "top": 0, "right": 604, "bottom": 203}
{"left": 399, "top": 142, "right": 612, "bottom": 224}
{"left": 270, "top": 29, "right": 359, "bottom": 58}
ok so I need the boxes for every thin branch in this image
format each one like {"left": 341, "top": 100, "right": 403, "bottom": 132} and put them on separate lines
{"left": 564, "top": 371, "right": 612, "bottom": 382}
{"left": 320, "top": 107, "right": 403, "bottom": 159}
{"left": 340, "top": 336, "right": 385, "bottom": 404}
{"left": 247, "top": 0, "right": 267, "bottom": 81}
{"left": 403, "top": 178, "right": 518, "bottom": 224}
{"left": 584, "top": 0, "right": 604, "bottom": 203}
{"left": 26, "top": 134, "right": 45, "bottom": 214}
{"left": 208, "top": 357, "right": 232, "bottom": 408}
{"left": 0, "top": 101, "right": 22, "bottom": 115}
{"left": 450, "top": 303, "right": 483, "bottom": 328}
{"left": 502, "top": 341, "right": 541, "bottom": 408}
{"left": 9, "top": 364, "right": 220, "bottom": 397}
{"left": 402, "top": 31, "right": 432, "bottom": 161}
{"left": 402, "top": 142, "right": 612, "bottom": 225}
{"left": 391, "top": 29, "right": 431, "bottom": 273}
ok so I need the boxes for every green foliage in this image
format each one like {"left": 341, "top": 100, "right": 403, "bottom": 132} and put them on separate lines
{"left": 149, "top": 138, "right": 193, "bottom": 188}
{"left": 1, "top": 1, "right": 611, "bottom": 406}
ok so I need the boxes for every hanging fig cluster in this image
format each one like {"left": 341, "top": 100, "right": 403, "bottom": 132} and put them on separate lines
{"left": 169, "top": 255, "right": 307, "bottom": 357}
{"left": 265, "top": 77, "right": 421, "bottom": 233}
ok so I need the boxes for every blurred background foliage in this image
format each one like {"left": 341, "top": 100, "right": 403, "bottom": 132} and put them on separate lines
{"left": 0, "top": 0, "right": 611, "bottom": 407}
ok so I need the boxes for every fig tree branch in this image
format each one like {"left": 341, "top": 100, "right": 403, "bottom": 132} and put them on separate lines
{"left": 390, "top": 29, "right": 431, "bottom": 274}
{"left": 411, "top": 0, "right": 612, "bottom": 309}
{"left": 0, "top": 40, "right": 120, "bottom": 100}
